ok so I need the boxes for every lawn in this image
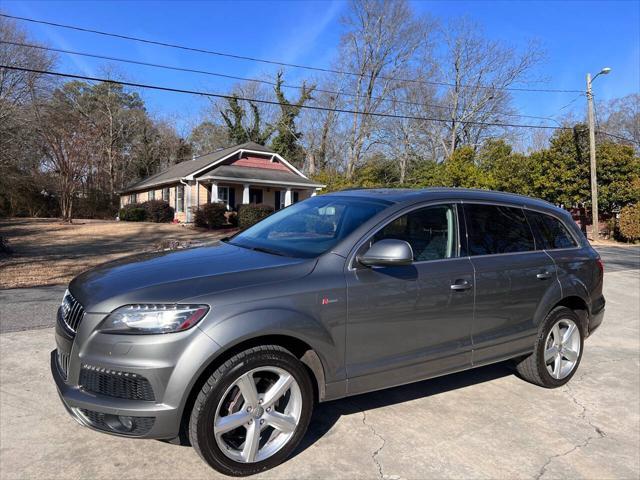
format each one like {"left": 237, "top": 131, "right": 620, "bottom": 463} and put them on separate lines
{"left": 0, "top": 218, "right": 235, "bottom": 289}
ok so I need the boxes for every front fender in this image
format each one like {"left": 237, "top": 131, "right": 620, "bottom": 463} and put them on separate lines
{"left": 200, "top": 307, "right": 341, "bottom": 387}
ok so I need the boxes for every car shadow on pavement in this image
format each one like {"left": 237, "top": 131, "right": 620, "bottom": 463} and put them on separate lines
{"left": 293, "top": 361, "right": 514, "bottom": 458}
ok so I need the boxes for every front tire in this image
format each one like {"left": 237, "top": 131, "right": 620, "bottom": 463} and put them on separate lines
{"left": 516, "top": 307, "right": 585, "bottom": 388}
{"left": 189, "top": 345, "right": 314, "bottom": 476}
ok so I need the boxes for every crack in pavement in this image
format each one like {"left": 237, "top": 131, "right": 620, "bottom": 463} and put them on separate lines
{"left": 361, "top": 410, "right": 386, "bottom": 479}
{"left": 534, "top": 384, "right": 606, "bottom": 479}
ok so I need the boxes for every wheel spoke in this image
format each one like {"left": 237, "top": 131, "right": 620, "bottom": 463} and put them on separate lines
{"left": 263, "top": 373, "right": 293, "bottom": 406}
{"left": 237, "top": 373, "right": 259, "bottom": 408}
{"left": 241, "top": 421, "right": 261, "bottom": 463}
{"left": 214, "top": 411, "right": 251, "bottom": 435}
{"left": 553, "top": 353, "right": 562, "bottom": 379}
{"left": 545, "top": 345, "right": 559, "bottom": 363}
{"left": 563, "top": 347, "right": 578, "bottom": 362}
{"left": 551, "top": 324, "right": 562, "bottom": 346}
{"left": 265, "top": 411, "right": 297, "bottom": 433}
{"left": 563, "top": 323, "right": 577, "bottom": 344}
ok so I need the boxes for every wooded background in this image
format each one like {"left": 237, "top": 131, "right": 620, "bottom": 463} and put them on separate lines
{"left": 1, "top": 1, "right": 638, "bottom": 226}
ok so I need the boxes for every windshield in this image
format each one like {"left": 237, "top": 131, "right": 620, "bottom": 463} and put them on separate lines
{"left": 229, "top": 196, "right": 390, "bottom": 258}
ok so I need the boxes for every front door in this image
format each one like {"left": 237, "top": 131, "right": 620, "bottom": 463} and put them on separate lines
{"left": 345, "top": 203, "right": 474, "bottom": 395}
{"left": 462, "top": 203, "right": 558, "bottom": 364}
{"left": 249, "top": 188, "right": 263, "bottom": 204}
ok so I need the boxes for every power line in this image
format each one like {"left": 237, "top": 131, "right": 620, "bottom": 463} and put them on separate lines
{"left": 1, "top": 39, "right": 568, "bottom": 125}
{"left": 1, "top": 64, "right": 577, "bottom": 131}
{"left": 1, "top": 12, "right": 585, "bottom": 94}
{"left": 596, "top": 130, "right": 640, "bottom": 146}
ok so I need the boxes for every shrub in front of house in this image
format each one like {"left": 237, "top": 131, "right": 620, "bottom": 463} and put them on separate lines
{"left": 619, "top": 203, "right": 640, "bottom": 242}
{"left": 143, "top": 200, "right": 174, "bottom": 223}
{"left": 119, "top": 203, "right": 147, "bottom": 222}
{"left": 237, "top": 203, "right": 275, "bottom": 229}
{"left": 194, "top": 203, "right": 228, "bottom": 229}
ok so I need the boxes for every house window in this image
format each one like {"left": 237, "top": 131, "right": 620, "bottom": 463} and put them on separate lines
{"left": 218, "top": 186, "right": 230, "bottom": 208}
{"left": 149, "top": 190, "right": 155, "bottom": 200}
{"left": 176, "top": 186, "right": 184, "bottom": 212}
{"left": 162, "top": 187, "right": 170, "bottom": 202}
{"left": 129, "top": 193, "right": 137, "bottom": 204}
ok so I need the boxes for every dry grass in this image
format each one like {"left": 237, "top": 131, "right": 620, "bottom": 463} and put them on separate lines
{"left": 0, "top": 218, "right": 236, "bottom": 289}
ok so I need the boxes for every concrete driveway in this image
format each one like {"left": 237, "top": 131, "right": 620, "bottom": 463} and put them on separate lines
{"left": 1, "top": 247, "right": 638, "bottom": 479}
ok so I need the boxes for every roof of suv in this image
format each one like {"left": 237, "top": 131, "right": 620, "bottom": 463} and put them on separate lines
{"left": 326, "top": 187, "right": 558, "bottom": 210}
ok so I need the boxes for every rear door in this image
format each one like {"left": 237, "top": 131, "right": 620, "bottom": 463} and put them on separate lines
{"left": 345, "top": 203, "right": 474, "bottom": 394}
{"left": 463, "top": 203, "right": 558, "bottom": 365}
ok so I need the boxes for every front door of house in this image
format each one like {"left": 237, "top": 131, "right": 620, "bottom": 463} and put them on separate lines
{"left": 249, "top": 188, "right": 263, "bottom": 204}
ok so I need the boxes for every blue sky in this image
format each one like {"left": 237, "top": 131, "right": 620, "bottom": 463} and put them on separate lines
{"left": 2, "top": 0, "right": 638, "bottom": 133}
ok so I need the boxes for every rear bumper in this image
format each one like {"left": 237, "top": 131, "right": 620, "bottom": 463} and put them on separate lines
{"left": 588, "top": 296, "right": 606, "bottom": 337}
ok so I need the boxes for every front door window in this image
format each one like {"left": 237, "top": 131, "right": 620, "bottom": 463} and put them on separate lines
{"left": 218, "top": 186, "right": 230, "bottom": 209}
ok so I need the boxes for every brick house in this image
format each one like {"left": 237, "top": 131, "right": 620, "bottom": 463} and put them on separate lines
{"left": 119, "top": 142, "right": 325, "bottom": 222}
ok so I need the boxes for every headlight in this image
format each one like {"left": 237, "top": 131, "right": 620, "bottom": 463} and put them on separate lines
{"left": 99, "top": 304, "right": 209, "bottom": 334}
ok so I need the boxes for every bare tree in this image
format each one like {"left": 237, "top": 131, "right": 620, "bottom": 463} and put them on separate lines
{"left": 598, "top": 93, "right": 639, "bottom": 151}
{"left": 438, "top": 19, "right": 544, "bottom": 157}
{"left": 339, "top": 0, "right": 433, "bottom": 179}
{"left": 32, "top": 85, "right": 97, "bottom": 222}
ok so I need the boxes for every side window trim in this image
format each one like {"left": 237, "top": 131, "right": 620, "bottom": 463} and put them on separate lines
{"left": 461, "top": 201, "right": 538, "bottom": 257}
{"left": 348, "top": 201, "right": 463, "bottom": 270}
{"left": 523, "top": 207, "right": 581, "bottom": 251}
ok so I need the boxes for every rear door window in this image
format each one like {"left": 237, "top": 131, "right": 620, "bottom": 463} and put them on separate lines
{"left": 464, "top": 204, "right": 535, "bottom": 255}
{"left": 373, "top": 205, "right": 457, "bottom": 261}
{"left": 525, "top": 210, "right": 578, "bottom": 250}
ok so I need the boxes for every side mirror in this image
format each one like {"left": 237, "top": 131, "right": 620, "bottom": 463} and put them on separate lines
{"left": 357, "top": 239, "right": 414, "bottom": 267}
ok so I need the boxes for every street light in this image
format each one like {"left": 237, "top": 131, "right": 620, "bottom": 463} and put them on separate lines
{"left": 586, "top": 66, "right": 611, "bottom": 241}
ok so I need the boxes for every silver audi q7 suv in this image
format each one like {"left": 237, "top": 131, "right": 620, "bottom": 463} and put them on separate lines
{"left": 52, "top": 188, "right": 605, "bottom": 476}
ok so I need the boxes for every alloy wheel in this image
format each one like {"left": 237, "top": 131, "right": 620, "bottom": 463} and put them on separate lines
{"left": 544, "top": 318, "right": 581, "bottom": 380}
{"left": 213, "top": 366, "right": 303, "bottom": 463}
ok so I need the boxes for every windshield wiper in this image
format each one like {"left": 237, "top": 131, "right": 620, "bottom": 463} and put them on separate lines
{"left": 250, "top": 246, "right": 287, "bottom": 257}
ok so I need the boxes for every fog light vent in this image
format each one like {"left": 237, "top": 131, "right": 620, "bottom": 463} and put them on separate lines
{"left": 77, "top": 409, "right": 155, "bottom": 436}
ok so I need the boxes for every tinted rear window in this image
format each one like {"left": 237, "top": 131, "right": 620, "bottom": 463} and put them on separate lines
{"left": 464, "top": 204, "right": 535, "bottom": 255}
{"left": 525, "top": 210, "right": 578, "bottom": 250}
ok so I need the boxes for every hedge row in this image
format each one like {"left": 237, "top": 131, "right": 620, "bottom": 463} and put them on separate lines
{"left": 237, "top": 203, "right": 275, "bottom": 229}
{"left": 119, "top": 200, "right": 174, "bottom": 222}
{"left": 618, "top": 203, "right": 640, "bottom": 242}
{"left": 193, "top": 203, "right": 227, "bottom": 229}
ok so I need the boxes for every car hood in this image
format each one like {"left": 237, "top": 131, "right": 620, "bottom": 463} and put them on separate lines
{"left": 70, "top": 241, "right": 315, "bottom": 313}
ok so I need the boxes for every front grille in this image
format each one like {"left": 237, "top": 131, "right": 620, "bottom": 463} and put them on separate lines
{"left": 56, "top": 350, "right": 70, "bottom": 379}
{"left": 60, "top": 291, "right": 85, "bottom": 334}
{"left": 78, "top": 408, "right": 155, "bottom": 436}
{"left": 79, "top": 365, "right": 155, "bottom": 401}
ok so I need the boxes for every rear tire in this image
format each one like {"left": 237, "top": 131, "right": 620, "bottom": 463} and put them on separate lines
{"left": 189, "top": 345, "right": 314, "bottom": 476}
{"left": 516, "top": 307, "right": 584, "bottom": 388}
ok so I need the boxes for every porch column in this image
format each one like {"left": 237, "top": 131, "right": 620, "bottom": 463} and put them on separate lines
{"left": 196, "top": 180, "right": 200, "bottom": 208}
{"left": 311, "top": 189, "right": 318, "bottom": 197}
{"left": 210, "top": 182, "right": 218, "bottom": 203}
{"left": 284, "top": 188, "right": 292, "bottom": 207}
{"left": 243, "top": 184, "right": 250, "bottom": 204}
{"left": 185, "top": 181, "right": 192, "bottom": 222}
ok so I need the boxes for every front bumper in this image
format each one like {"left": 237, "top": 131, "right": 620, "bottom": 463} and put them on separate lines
{"left": 51, "top": 350, "right": 179, "bottom": 438}
{"left": 52, "top": 309, "right": 221, "bottom": 439}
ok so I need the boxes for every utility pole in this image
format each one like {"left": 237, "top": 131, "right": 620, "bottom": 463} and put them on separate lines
{"left": 586, "top": 73, "right": 599, "bottom": 241}
{"left": 585, "top": 67, "right": 611, "bottom": 242}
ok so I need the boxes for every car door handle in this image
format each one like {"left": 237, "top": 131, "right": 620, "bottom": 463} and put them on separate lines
{"left": 450, "top": 280, "right": 472, "bottom": 291}
{"left": 536, "top": 271, "right": 552, "bottom": 280}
